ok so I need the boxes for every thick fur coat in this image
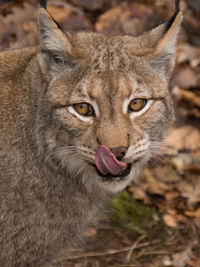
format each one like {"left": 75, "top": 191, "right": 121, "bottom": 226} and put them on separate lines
{"left": 0, "top": 3, "right": 182, "bottom": 266}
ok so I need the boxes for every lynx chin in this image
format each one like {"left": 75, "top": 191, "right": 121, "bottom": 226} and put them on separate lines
{"left": 0, "top": 0, "right": 183, "bottom": 266}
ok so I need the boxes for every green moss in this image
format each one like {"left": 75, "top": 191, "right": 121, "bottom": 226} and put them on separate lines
{"left": 110, "top": 191, "right": 160, "bottom": 235}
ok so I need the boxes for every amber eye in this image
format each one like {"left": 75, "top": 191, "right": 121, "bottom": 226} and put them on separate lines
{"left": 128, "top": 99, "right": 147, "bottom": 112}
{"left": 73, "top": 103, "right": 95, "bottom": 116}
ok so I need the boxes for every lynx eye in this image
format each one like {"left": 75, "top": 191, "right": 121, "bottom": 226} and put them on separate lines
{"left": 73, "top": 103, "right": 95, "bottom": 116}
{"left": 128, "top": 99, "right": 147, "bottom": 112}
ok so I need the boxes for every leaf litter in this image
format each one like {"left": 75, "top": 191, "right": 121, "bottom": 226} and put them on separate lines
{"left": 0, "top": 0, "right": 200, "bottom": 266}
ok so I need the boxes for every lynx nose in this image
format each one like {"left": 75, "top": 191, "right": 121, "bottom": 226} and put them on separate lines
{"left": 110, "top": 147, "right": 127, "bottom": 161}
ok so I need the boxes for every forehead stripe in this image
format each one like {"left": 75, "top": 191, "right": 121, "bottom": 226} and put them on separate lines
{"left": 83, "top": 81, "right": 100, "bottom": 117}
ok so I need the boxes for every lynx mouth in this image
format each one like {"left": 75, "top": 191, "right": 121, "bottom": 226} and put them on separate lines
{"left": 95, "top": 145, "right": 128, "bottom": 176}
{"left": 94, "top": 163, "right": 132, "bottom": 181}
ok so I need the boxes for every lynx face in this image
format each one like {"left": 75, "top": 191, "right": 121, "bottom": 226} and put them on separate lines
{"left": 35, "top": 9, "right": 182, "bottom": 193}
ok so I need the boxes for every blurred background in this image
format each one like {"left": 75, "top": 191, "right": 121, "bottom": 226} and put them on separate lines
{"left": 0, "top": 0, "right": 200, "bottom": 266}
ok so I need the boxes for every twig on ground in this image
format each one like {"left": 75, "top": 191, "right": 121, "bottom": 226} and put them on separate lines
{"left": 60, "top": 240, "right": 161, "bottom": 261}
{"left": 125, "top": 235, "right": 146, "bottom": 263}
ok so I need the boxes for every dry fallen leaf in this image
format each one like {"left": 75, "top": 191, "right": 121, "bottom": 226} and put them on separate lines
{"left": 128, "top": 185, "right": 148, "bottom": 202}
{"left": 48, "top": 1, "right": 92, "bottom": 31}
{"left": 151, "top": 165, "right": 181, "bottom": 183}
{"left": 143, "top": 169, "right": 168, "bottom": 196}
{"left": 171, "top": 153, "right": 194, "bottom": 174}
{"left": 165, "top": 125, "right": 200, "bottom": 152}
{"left": 177, "top": 43, "right": 200, "bottom": 68}
{"left": 173, "top": 67, "right": 198, "bottom": 89}
{"left": 173, "top": 87, "right": 200, "bottom": 108}
{"left": 172, "top": 247, "right": 192, "bottom": 267}
{"left": 95, "top": 2, "right": 162, "bottom": 35}
{"left": 163, "top": 214, "right": 178, "bottom": 227}
{"left": 194, "top": 218, "right": 200, "bottom": 229}
{"left": 185, "top": 208, "right": 200, "bottom": 218}
{"left": 165, "top": 191, "right": 180, "bottom": 201}
{"left": 175, "top": 180, "right": 200, "bottom": 206}
{"left": 0, "top": 2, "right": 37, "bottom": 50}
{"left": 85, "top": 228, "right": 97, "bottom": 237}
{"left": 71, "top": 0, "right": 104, "bottom": 10}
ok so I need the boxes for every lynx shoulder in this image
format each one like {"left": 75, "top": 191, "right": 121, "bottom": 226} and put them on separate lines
{"left": 0, "top": 1, "right": 182, "bottom": 266}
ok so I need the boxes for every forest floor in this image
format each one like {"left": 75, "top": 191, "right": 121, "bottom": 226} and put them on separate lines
{"left": 0, "top": 0, "right": 200, "bottom": 266}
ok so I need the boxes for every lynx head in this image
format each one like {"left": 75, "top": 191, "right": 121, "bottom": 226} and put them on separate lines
{"left": 33, "top": 3, "right": 183, "bottom": 193}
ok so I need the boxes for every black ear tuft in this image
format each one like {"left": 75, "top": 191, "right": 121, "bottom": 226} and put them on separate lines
{"left": 39, "top": 1, "right": 63, "bottom": 32}
{"left": 40, "top": 0, "right": 47, "bottom": 9}
{"left": 175, "top": 0, "right": 181, "bottom": 12}
{"left": 166, "top": 0, "right": 181, "bottom": 31}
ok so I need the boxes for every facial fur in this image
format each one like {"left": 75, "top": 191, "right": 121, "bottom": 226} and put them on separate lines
{"left": 32, "top": 28, "right": 177, "bottom": 193}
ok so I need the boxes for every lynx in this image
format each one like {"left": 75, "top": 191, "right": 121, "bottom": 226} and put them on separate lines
{"left": 0, "top": 0, "right": 182, "bottom": 266}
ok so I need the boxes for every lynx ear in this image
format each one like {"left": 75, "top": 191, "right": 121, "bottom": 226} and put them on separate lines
{"left": 38, "top": 8, "right": 73, "bottom": 57}
{"left": 148, "top": 1, "right": 183, "bottom": 80}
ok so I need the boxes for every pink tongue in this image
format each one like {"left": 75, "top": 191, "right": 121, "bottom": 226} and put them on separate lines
{"left": 95, "top": 145, "right": 127, "bottom": 176}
